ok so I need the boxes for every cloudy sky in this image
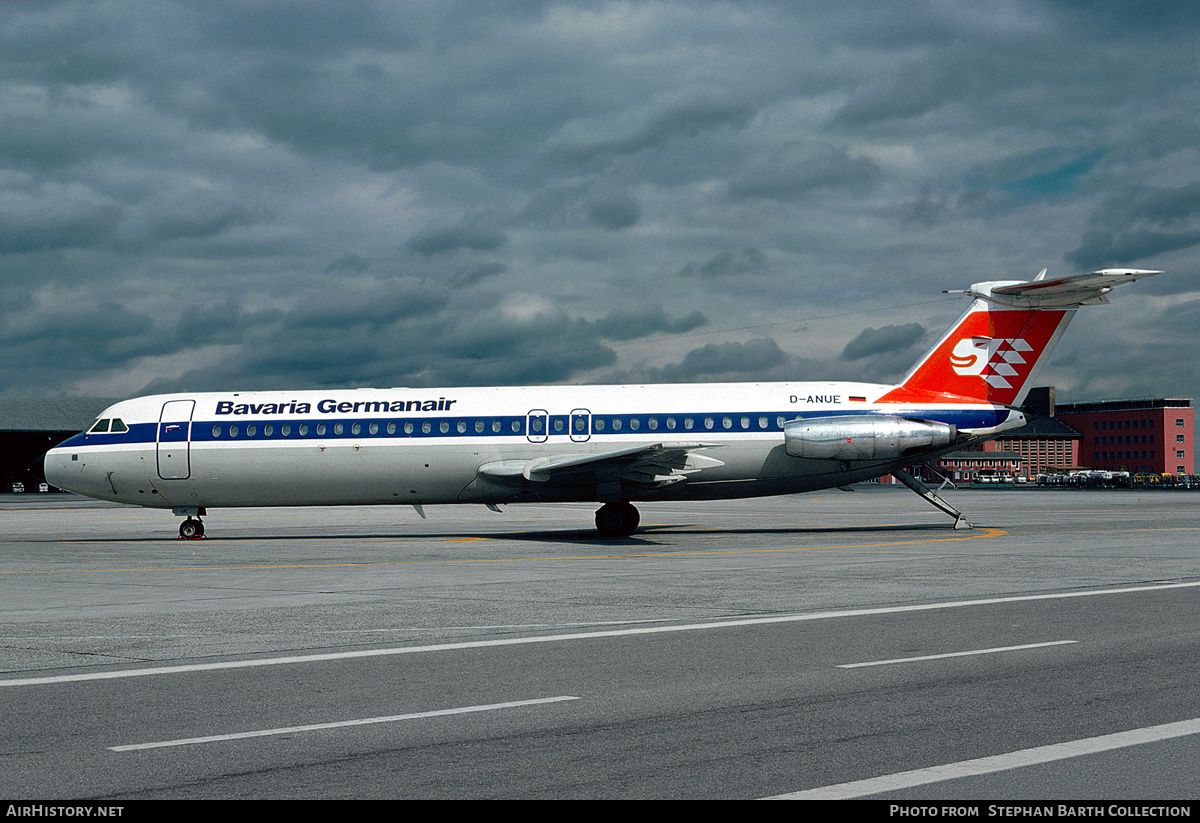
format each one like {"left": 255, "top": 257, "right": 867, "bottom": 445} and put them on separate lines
{"left": 2, "top": 1, "right": 1198, "bottom": 405}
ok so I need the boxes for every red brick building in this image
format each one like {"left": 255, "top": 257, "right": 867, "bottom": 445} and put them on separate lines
{"left": 1055, "top": 397, "right": 1194, "bottom": 476}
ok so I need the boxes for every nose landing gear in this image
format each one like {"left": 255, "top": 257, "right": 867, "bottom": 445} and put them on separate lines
{"left": 173, "top": 507, "right": 208, "bottom": 540}
{"left": 178, "top": 517, "right": 205, "bottom": 539}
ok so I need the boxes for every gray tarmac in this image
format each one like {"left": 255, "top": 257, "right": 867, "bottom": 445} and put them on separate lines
{"left": 1, "top": 487, "right": 1199, "bottom": 799}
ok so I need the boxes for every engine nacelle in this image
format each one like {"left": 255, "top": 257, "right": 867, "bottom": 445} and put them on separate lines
{"left": 784, "top": 415, "right": 956, "bottom": 461}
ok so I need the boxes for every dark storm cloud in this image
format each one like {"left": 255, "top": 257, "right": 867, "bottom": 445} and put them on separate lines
{"left": 1068, "top": 183, "right": 1200, "bottom": 270}
{"left": 0, "top": 299, "right": 156, "bottom": 392}
{"left": 0, "top": 201, "right": 121, "bottom": 254}
{"left": 325, "top": 253, "right": 370, "bottom": 275}
{"left": 521, "top": 181, "right": 640, "bottom": 231}
{"left": 138, "top": 196, "right": 255, "bottom": 242}
{"left": 546, "top": 86, "right": 756, "bottom": 163}
{"left": 1, "top": 1, "right": 1197, "bottom": 404}
{"left": 282, "top": 280, "right": 451, "bottom": 330}
{"left": 405, "top": 222, "right": 509, "bottom": 256}
{"left": 450, "top": 262, "right": 508, "bottom": 287}
{"left": 839, "top": 323, "right": 929, "bottom": 382}
{"left": 840, "top": 324, "right": 926, "bottom": 362}
{"left": 654, "top": 339, "right": 787, "bottom": 382}
{"left": 173, "top": 299, "right": 283, "bottom": 348}
{"left": 585, "top": 192, "right": 639, "bottom": 231}
{"left": 727, "top": 145, "right": 882, "bottom": 202}
{"left": 679, "top": 247, "right": 770, "bottom": 280}
{"left": 592, "top": 305, "right": 706, "bottom": 341}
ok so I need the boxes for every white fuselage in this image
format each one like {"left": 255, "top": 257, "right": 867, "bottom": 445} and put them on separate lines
{"left": 43, "top": 382, "right": 1021, "bottom": 512}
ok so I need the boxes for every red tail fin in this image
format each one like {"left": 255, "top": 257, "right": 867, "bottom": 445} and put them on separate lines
{"left": 879, "top": 302, "right": 1071, "bottom": 406}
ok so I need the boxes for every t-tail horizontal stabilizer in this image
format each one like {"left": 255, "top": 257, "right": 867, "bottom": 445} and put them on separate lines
{"left": 950, "top": 268, "right": 1162, "bottom": 308}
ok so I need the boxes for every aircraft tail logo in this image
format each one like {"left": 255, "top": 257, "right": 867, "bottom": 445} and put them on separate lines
{"left": 949, "top": 335, "right": 1037, "bottom": 389}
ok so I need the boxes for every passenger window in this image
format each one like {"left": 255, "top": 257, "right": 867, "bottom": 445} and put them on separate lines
{"left": 422, "top": 422, "right": 432, "bottom": 434}
{"left": 493, "top": 420, "right": 502, "bottom": 433}
{"left": 316, "top": 423, "right": 326, "bottom": 436}
{"left": 212, "top": 425, "right": 221, "bottom": 438}
{"left": 476, "top": 420, "right": 485, "bottom": 433}
{"left": 387, "top": 422, "right": 396, "bottom": 434}
{"left": 333, "top": 423, "right": 343, "bottom": 435}
{"left": 457, "top": 421, "right": 467, "bottom": 433}
{"left": 351, "top": 422, "right": 361, "bottom": 435}
{"left": 264, "top": 424, "right": 274, "bottom": 437}
{"left": 246, "top": 424, "right": 256, "bottom": 437}
{"left": 230, "top": 425, "right": 239, "bottom": 438}
{"left": 299, "top": 423, "right": 309, "bottom": 436}
{"left": 282, "top": 424, "right": 291, "bottom": 436}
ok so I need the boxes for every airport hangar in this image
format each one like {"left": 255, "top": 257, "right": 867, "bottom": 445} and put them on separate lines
{"left": 0, "top": 398, "right": 115, "bottom": 493}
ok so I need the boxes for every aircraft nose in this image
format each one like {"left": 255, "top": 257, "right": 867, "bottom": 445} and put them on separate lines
{"left": 29, "top": 452, "right": 47, "bottom": 484}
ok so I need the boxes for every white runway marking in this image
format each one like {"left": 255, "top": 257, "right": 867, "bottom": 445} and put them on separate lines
{"left": 767, "top": 717, "right": 1200, "bottom": 799}
{"left": 109, "top": 695, "right": 579, "bottom": 751}
{"left": 837, "top": 640, "right": 1077, "bottom": 668}
{"left": 4, "top": 580, "right": 1198, "bottom": 688}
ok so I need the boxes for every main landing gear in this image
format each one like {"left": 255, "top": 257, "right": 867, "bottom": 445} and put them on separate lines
{"left": 595, "top": 501, "right": 640, "bottom": 538}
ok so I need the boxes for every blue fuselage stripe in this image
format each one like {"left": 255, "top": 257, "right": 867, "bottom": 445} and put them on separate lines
{"left": 54, "top": 407, "right": 1010, "bottom": 450}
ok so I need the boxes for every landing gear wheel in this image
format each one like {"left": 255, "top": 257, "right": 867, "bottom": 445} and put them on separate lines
{"left": 178, "top": 517, "right": 205, "bottom": 540}
{"left": 595, "top": 502, "right": 640, "bottom": 538}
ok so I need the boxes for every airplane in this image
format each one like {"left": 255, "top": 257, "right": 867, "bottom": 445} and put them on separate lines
{"left": 39, "top": 268, "right": 1160, "bottom": 539}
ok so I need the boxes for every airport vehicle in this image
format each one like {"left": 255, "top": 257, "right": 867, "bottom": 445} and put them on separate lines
{"left": 39, "top": 268, "right": 1159, "bottom": 538}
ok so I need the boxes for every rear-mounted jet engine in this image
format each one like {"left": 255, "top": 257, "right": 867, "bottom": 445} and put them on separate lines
{"left": 784, "top": 415, "right": 956, "bottom": 461}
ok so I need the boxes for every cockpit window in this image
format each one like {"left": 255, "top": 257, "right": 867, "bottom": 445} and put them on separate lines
{"left": 110, "top": 418, "right": 128, "bottom": 433}
{"left": 90, "top": 419, "right": 110, "bottom": 433}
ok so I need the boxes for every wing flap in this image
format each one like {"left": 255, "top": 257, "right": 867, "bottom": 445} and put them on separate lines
{"left": 478, "top": 442, "right": 724, "bottom": 491}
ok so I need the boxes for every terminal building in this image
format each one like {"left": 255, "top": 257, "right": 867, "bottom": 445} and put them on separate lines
{"left": 901, "top": 387, "right": 1195, "bottom": 484}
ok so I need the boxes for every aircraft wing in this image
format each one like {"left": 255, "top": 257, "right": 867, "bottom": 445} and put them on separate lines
{"left": 478, "top": 442, "right": 724, "bottom": 492}
{"left": 984, "top": 268, "right": 1161, "bottom": 307}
